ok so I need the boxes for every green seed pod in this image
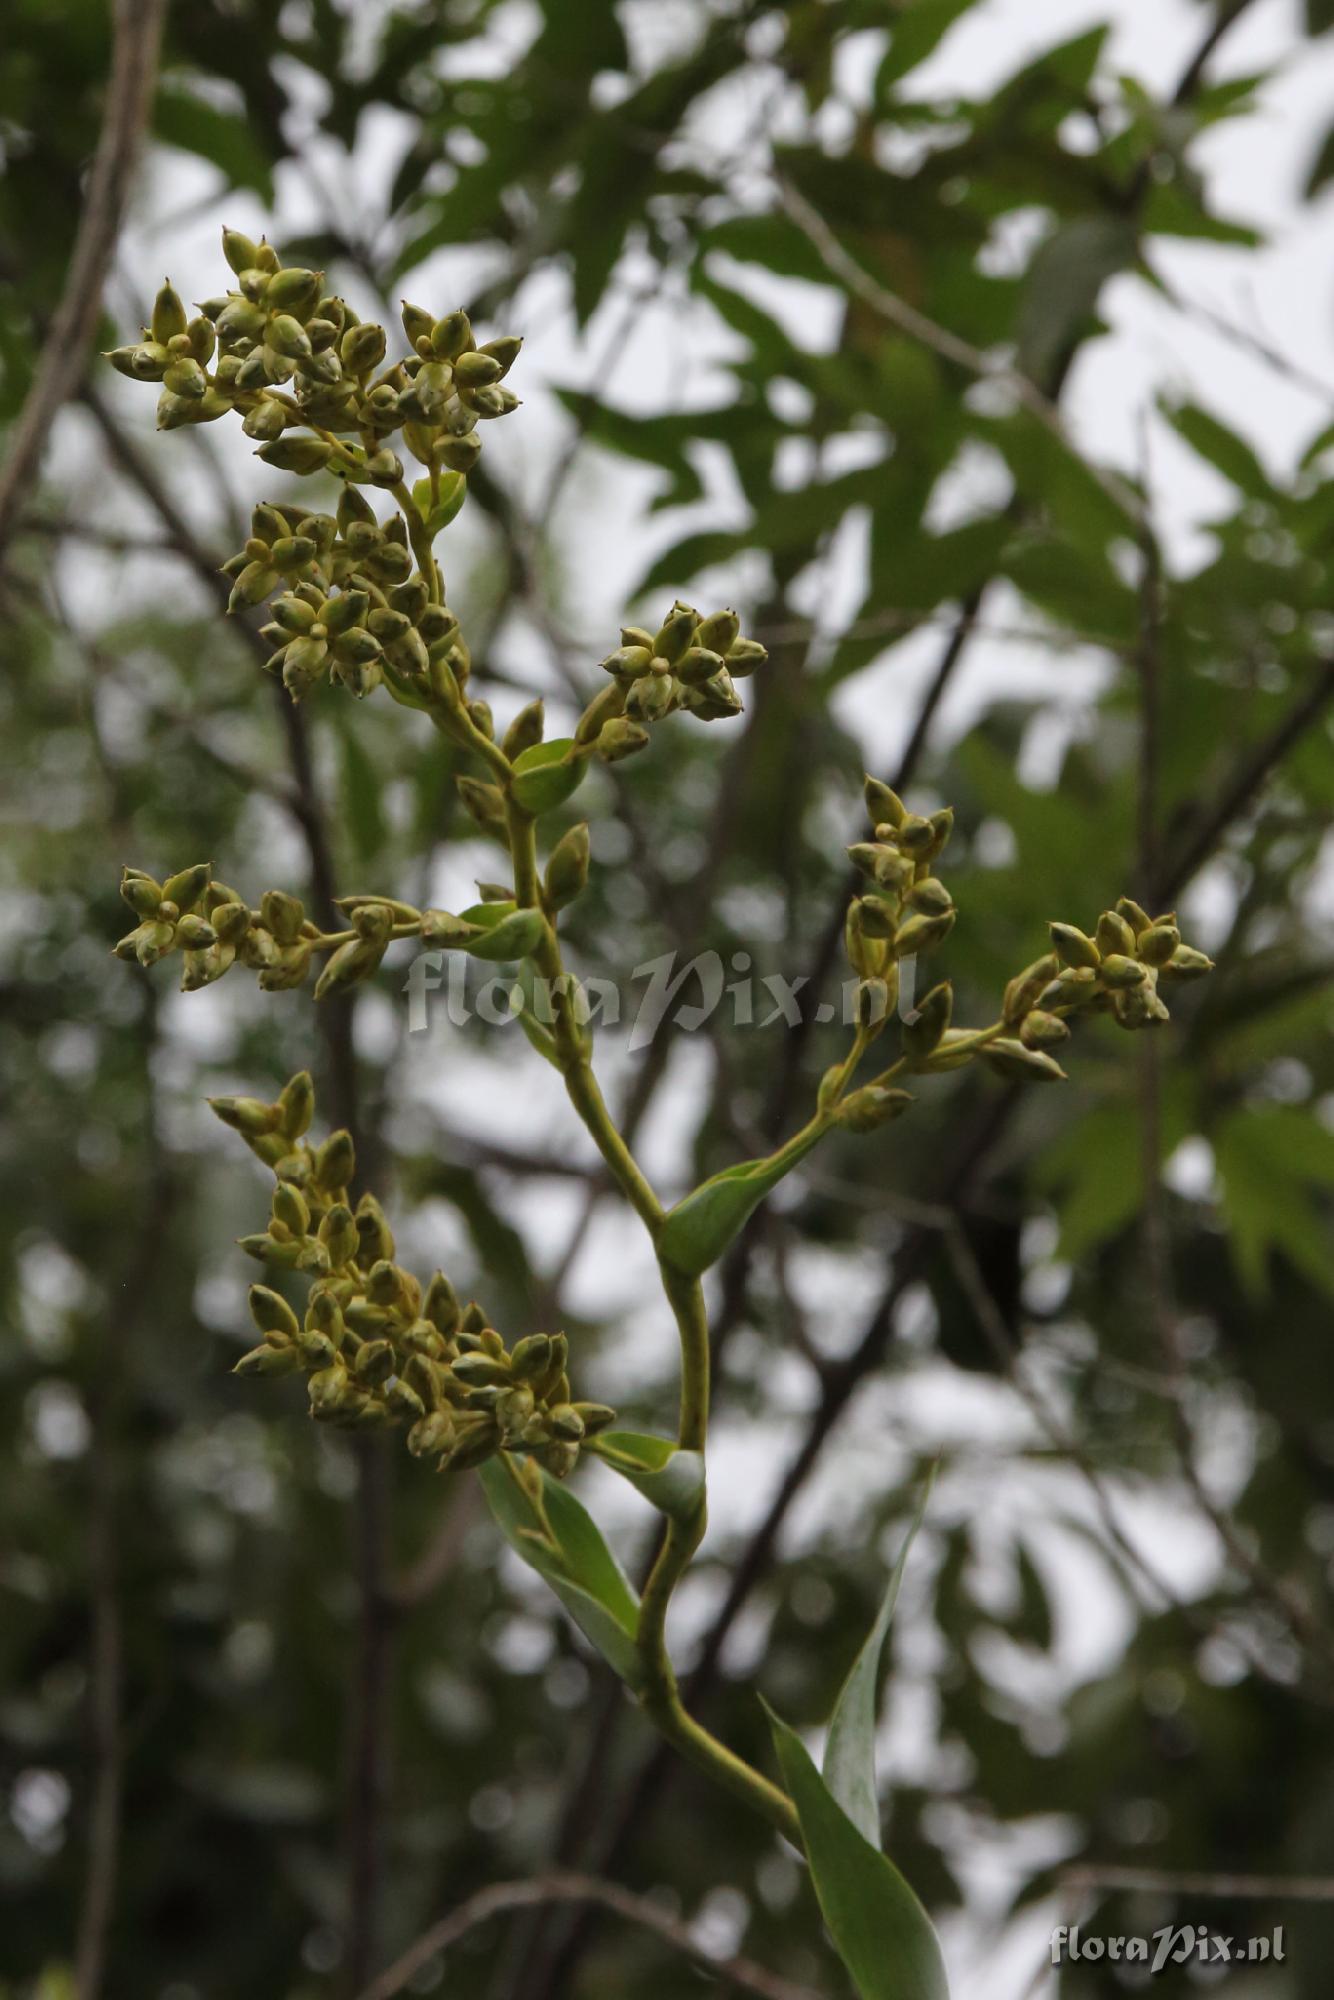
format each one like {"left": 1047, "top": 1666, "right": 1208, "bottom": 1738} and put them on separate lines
{"left": 894, "top": 909, "right": 955, "bottom": 956}
{"left": 355, "top": 1193, "right": 395, "bottom": 1265}
{"left": 864, "top": 776, "right": 906, "bottom": 829}
{"left": 282, "top": 636, "right": 330, "bottom": 701}
{"left": 981, "top": 1038, "right": 1068, "bottom": 1083}
{"left": 595, "top": 717, "right": 650, "bottom": 762}
{"left": 480, "top": 334, "right": 522, "bottom": 376}
{"left": 241, "top": 397, "right": 286, "bottom": 442}
{"left": 1018, "top": 1010, "right": 1070, "bottom": 1050}
{"left": 653, "top": 607, "right": 696, "bottom": 664}
{"left": 906, "top": 876, "right": 952, "bottom": 917}
{"left": 272, "top": 1176, "right": 311, "bottom": 1236}
{"left": 261, "top": 891, "right": 306, "bottom": 945}
{"left": 1095, "top": 909, "right": 1137, "bottom": 959}
{"left": 675, "top": 645, "right": 725, "bottom": 687}
{"left": 265, "top": 312, "right": 312, "bottom": 361}
{"left": 234, "top": 1342, "right": 303, "bottom": 1378}
{"left": 424, "top": 1272, "right": 460, "bottom": 1339}
{"left": 353, "top": 1339, "right": 395, "bottom": 1387}
{"left": 1115, "top": 896, "right": 1152, "bottom": 935}
{"left": 451, "top": 1352, "right": 512, "bottom": 1390}
{"left": 271, "top": 534, "right": 316, "bottom": 572}
{"left": 468, "top": 384, "right": 519, "bottom": 419}
{"left": 1002, "top": 952, "right": 1059, "bottom": 1023}
{"left": 844, "top": 900, "right": 887, "bottom": 978}
{"left": 160, "top": 862, "right": 210, "bottom": 911}
{"left": 895, "top": 813, "right": 935, "bottom": 855}
{"left": 216, "top": 295, "right": 267, "bottom": 344}
{"left": 173, "top": 914, "right": 216, "bottom": 949}
{"left": 502, "top": 698, "right": 545, "bottom": 762}
{"left": 408, "top": 1410, "right": 455, "bottom": 1458}
{"left": 257, "top": 435, "right": 333, "bottom": 475}
{"left": 388, "top": 1378, "right": 427, "bottom": 1423}
{"left": 438, "top": 431, "right": 483, "bottom": 474}
{"left": 308, "top": 1361, "right": 353, "bottom": 1415}
{"left": 456, "top": 776, "right": 508, "bottom": 840}
{"left": 548, "top": 1402, "right": 586, "bottom": 1443}
{"left": 855, "top": 975, "right": 891, "bottom": 1028}
{"left": 836, "top": 1084, "right": 914, "bottom": 1133}
{"left": 696, "top": 609, "right": 740, "bottom": 654}
{"left": 209, "top": 1095, "right": 280, "bottom": 1139}
{"left": 454, "top": 349, "right": 501, "bottom": 389}
{"left": 314, "top": 1131, "right": 355, "bottom": 1196}
{"left": 1099, "top": 953, "right": 1147, "bottom": 990}
{"left": 902, "top": 980, "right": 952, "bottom": 1063}
{"left": 724, "top": 635, "right": 767, "bottom": 677}
{"left": 273, "top": 1072, "right": 313, "bottom": 1144}
{"left": 163, "top": 356, "right": 207, "bottom": 400}
{"left": 401, "top": 300, "right": 435, "bottom": 347}
{"left": 509, "top": 1334, "right": 553, "bottom": 1382}
{"left": 1049, "top": 922, "right": 1101, "bottom": 970}
{"left": 574, "top": 681, "right": 626, "bottom": 746}
{"left": 313, "top": 930, "right": 390, "bottom": 999}
{"left": 855, "top": 894, "right": 897, "bottom": 940}
{"left": 430, "top": 309, "right": 473, "bottom": 360}
{"left": 341, "top": 321, "right": 387, "bottom": 373}
{"left": 151, "top": 281, "right": 188, "bottom": 345}
{"left": 248, "top": 1284, "right": 300, "bottom": 1342}
{"left": 600, "top": 644, "right": 654, "bottom": 680}
{"left": 120, "top": 867, "right": 162, "bottom": 918}
{"left": 1138, "top": 922, "right": 1180, "bottom": 967}
{"left": 1160, "top": 944, "right": 1214, "bottom": 980}
{"left": 366, "top": 447, "right": 404, "bottom": 487}
{"left": 544, "top": 823, "right": 590, "bottom": 911}
{"left": 222, "top": 228, "right": 260, "bottom": 274}
{"left": 265, "top": 267, "right": 323, "bottom": 318}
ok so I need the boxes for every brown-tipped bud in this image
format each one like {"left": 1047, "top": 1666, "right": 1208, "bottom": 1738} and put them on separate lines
{"left": 1018, "top": 1010, "right": 1070, "bottom": 1050}
{"left": 545, "top": 823, "right": 590, "bottom": 911}
{"left": 151, "top": 281, "right": 188, "bottom": 346}
{"left": 902, "top": 981, "right": 952, "bottom": 1063}
{"left": 1138, "top": 922, "right": 1180, "bottom": 967}
{"left": 1049, "top": 922, "right": 1100, "bottom": 970}
{"left": 863, "top": 776, "right": 905, "bottom": 829}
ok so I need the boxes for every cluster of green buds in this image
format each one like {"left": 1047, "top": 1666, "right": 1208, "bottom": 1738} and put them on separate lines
{"left": 219, "top": 1075, "right": 612, "bottom": 1476}
{"left": 222, "top": 492, "right": 469, "bottom": 705}
{"left": 106, "top": 227, "right": 518, "bottom": 496}
{"left": 834, "top": 776, "right": 1215, "bottom": 1098}
{"left": 581, "top": 600, "right": 768, "bottom": 760}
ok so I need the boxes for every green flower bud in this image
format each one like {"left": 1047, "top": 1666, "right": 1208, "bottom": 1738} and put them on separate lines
{"left": 696, "top": 609, "right": 740, "bottom": 654}
{"left": 894, "top": 909, "right": 955, "bottom": 956}
{"left": 249, "top": 1284, "right": 300, "bottom": 1342}
{"left": 162, "top": 862, "right": 211, "bottom": 911}
{"left": 1002, "top": 953, "right": 1059, "bottom": 1023}
{"left": 1115, "top": 896, "right": 1153, "bottom": 935}
{"left": 1138, "top": 922, "right": 1180, "bottom": 967}
{"left": 456, "top": 776, "right": 508, "bottom": 840}
{"left": 1161, "top": 944, "right": 1214, "bottom": 980}
{"left": 1095, "top": 909, "right": 1137, "bottom": 959}
{"left": 981, "top": 1038, "right": 1068, "bottom": 1083}
{"left": 1099, "top": 953, "right": 1147, "bottom": 989}
{"left": 480, "top": 334, "right": 522, "bottom": 376}
{"left": 864, "top": 776, "right": 905, "bottom": 829}
{"left": 365, "top": 447, "right": 403, "bottom": 487}
{"left": 277, "top": 1068, "right": 315, "bottom": 1137}
{"left": 438, "top": 431, "right": 483, "bottom": 474}
{"left": 653, "top": 608, "right": 697, "bottom": 664}
{"left": 256, "top": 435, "right": 334, "bottom": 475}
{"left": 241, "top": 398, "right": 286, "bottom": 442}
{"left": 281, "top": 635, "right": 330, "bottom": 701}
{"left": 1018, "top": 1010, "right": 1070, "bottom": 1050}
{"left": 234, "top": 1342, "right": 303, "bottom": 1378}
{"left": 595, "top": 716, "right": 650, "bottom": 762}
{"left": 401, "top": 301, "right": 435, "bottom": 348}
{"left": 222, "top": 227, "right": 260, "bottom": 274}
{"left": 341, "top": 321, "right": 387, "bottom": 373}
{"left": 724, "top": 635, "right": 767, "bottom": 677}
{"left": 544, "top": 823, "right": 590, "bottom": 911}
{"left": 430, "top": 309, "right": 473, "bottom": 360}
{"left": 902, "top": 981, "right": 952, "bottom": 1063}
{"left": 906, "top": 876, "right": 952, "bottom": 917}
{"left": 502, "top": 698, "right": 545, "bottom": 761}
{"left": 265, "top": 267, "right": 323, "bottom": 318}
{"left": 120, "top": 867, "right": 162, "bottom": 918}
{"left": 174, "top": 914, "right": 216, "bottom": 949}
{"left": 454, "top": 349, "right": 501, "bottom": 389}
{"left": 1049, "top": 922, "right": 1101, "bottom": 970}
{"left": 836, "top": 1084, "right": 914, "bottom": 1133}
{"left": 315, "top": 1129, "right": 356, "bottom": 1193}
{"left": 151, "top": 281, "right": 188, "bottom": 345}
{"left": 209, "top": 1094, "right": 281, "bottom": 1138}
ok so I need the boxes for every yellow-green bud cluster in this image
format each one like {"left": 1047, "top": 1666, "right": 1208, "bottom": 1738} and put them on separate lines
{"left": 582, "top": 601, "right": 768, "bottom": 761}
{"left": 844, "top": 778, "right": 956, "bottom": 1015}
{"left": 1026, "top": 898, "right": 1213, "bottom": 1034}
{"left": 221, "top": 494, "right": 468, "bottom": 706}
{"left": 221, "top": 1076, "right": 612, "bottom": 1476}
{"left": 105, "top": 226, "right": 519, "bottom": 494}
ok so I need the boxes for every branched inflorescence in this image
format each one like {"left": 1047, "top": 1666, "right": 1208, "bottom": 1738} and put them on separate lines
{"left": 215, "top": 1072, "right": 613, "bottom": 1476}
{"left": 104, "top": 222, "right": 1216, "bottom": 1871}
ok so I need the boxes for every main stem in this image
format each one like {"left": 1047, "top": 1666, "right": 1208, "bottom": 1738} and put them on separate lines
{"left": 499, "top": 789, "right": 798, "bottom": 1841}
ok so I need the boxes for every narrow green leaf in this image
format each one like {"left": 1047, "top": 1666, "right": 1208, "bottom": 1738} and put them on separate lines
{"left": 511, "top": 739, "right": 585, "bottom": 815}
{"left": 462, "top": 907, "right": 547, "bottom": 962}
{"left": 1015, "top": 216, "right": 1137, "bottom": 389}
{"left": 587, "top": 1431, "right": 706, "bottom": 1522}
{"left": 823, "top": 1470, "right": 935, "bottom": 1846}
{"left": 658, "top": 1128, "right": 825, "bottom": 1276}
{"left": 479, "top": 1459, "right": 642, "bottom": 1685}
{"left": 337, "top": 723, "right": 388, "bottom": 863}
{"left": 767, "top": 1705, "right": 950, "bottom": 2000}
{"left": 1163, "top": 400, "right": 1274, "bottom": 500}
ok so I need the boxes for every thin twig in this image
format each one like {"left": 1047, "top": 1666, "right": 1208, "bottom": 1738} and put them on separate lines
{"left": 1062, "top": 1865, "right": 1334, "bottom": 1904}
{"left": 353, "top": 1871, "right": 825, "bottom": 2000}
{"left": 775, "top": 179, "right": 1143, "bottom": 526}
{"left": 0, "top": 0, "right": 167, "bottom": 564}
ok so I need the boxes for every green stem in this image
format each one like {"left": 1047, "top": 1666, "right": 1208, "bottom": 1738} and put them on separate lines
{"left": 392, "top": 480, "right": 442, "bottom": 605}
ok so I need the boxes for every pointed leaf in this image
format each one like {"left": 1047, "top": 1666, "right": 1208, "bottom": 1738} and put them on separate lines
{"left": 767, "top": 1705, "right": 950, "bottom": 2000}
{"left": 658, "top": 1128, "right": 825, "bottom": 1276}
{"left": 479, "top": 1459, "right": 642, "bottom": 1685}
{"left": 823, "top": 1470, "right": 935, "bottom": 1844}
{"left": 511, "top": 739, "right": 585, "bottom": 815}
{"left": 587, "top": 1431, "right": 706, "bottom": 1523}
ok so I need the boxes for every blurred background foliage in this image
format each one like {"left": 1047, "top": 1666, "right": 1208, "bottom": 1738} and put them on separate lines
{"left": 2, "top": 1, "right": 1334, "bottom": 1997}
